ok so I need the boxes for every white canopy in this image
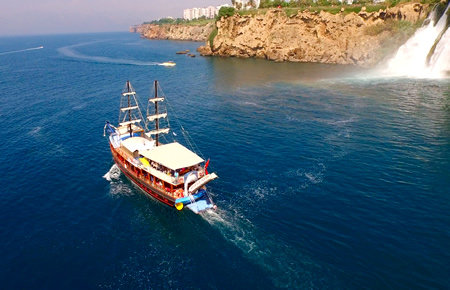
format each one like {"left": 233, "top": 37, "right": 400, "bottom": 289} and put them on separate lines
{"left": 121, "top": 136, "right": 155, "bottom": 153}
{"left": 140, "top": 142, "right": 204, "bottom": 170}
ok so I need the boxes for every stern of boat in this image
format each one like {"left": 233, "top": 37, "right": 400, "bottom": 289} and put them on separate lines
{"left": 174, "top": 189, "right": 216, "bottom": 214}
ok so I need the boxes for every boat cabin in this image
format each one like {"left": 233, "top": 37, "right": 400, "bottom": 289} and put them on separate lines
{"left": 116, "top": 134, "right": 205, "bottom": 196}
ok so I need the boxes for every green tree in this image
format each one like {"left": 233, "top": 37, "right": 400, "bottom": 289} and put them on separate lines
{"left": 316, "top": 0, "right": 330, "bottom": 6}
{"left": 260, "top": 0, "right": 272, "bottom": 8}
{"left": 217, "top": 6, "right": 236, "bottom": 18}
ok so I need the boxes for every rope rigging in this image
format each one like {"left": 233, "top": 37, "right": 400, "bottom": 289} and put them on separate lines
{"left": 152, "top": 83, "right": 207, "bottom": 161}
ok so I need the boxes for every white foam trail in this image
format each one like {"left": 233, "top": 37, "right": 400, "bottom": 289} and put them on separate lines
{"left": 201, "top": 184, "right": 322, "bottom": 287}
{"left": 202, "top": 207, "right": 321, "bottom": 287}
{"left": 109, "top": 181, "right": 134, "bottom": 196}
{"left": 202, "top": 208, "right": 261, "bottom": 255}
{"left": 27, "top": 126, "right": 42, "bottom": 136}
{"left": 287, "top": 162, "right": 327, "bottom": 190}
{"left": 103, "top": 164, "right": 121, "bottom": 181}
{"left": 104, "top": 164, "right": 137, "bottom": 197}
{"left": 58, "top": 42, "right": 160, "bottom": 66}
{"left": 0, "top": 46, "right": 43, "bottom": 56}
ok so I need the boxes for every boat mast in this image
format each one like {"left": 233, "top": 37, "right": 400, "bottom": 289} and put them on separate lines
{"left": 118, "top": 81, "right": 144, "bottom": 137}
{"left": 144, "top": 81, "right": 169, "bottom": 143}
{"left": 155, "top": 80, "right": 159, "bottom": 146}
{"left": 127, "top": 81, "right": 132, "bottom": 137}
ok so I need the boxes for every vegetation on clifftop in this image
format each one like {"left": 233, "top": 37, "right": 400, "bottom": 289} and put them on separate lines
{"left": 143, "top": 0, "right": 442, "bottom": 26}
{"left": 238, "top": 5, "right": 389, "bottom": 17}
{"left": 143, "top": 17, "right": 214, "bottom": 26}
{"left": 364, "top": 19, "right": 424, "bottom": 36}
{"left": 258, "top": 0, "right": 441, "bottom": 8}
{"left": 217, "top": 7, "right": 236, "bottom": 19}
{"left": 238, "top": 0, "right": 441, "bottom": 16}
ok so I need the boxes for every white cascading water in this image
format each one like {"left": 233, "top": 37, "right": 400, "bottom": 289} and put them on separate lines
{"left": 385, "top": 4, "right": 450, "bottom": 78}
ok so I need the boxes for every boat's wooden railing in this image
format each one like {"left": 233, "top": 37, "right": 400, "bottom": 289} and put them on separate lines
{"left": 114, "top": 146, "right": 180, "bottom": 198}
{"left": 114, "top": 146, "right": 206, "bottom": 199}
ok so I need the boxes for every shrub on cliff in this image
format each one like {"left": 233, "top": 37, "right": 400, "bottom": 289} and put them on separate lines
{"left": 217, "top": 7, "right": 236, "bottom": 19}
{"left": 145, "top": 17, "right": 176, "bottom": 25}
{"left": 143, "top": 16, "right": 214, "bottom": 26}
{"left": 364, "top": 19, "right": 423, "bottom": 36}
{"left": 387, "top": 0, "right": 440, "bottom": 7}
{"left": 260, "top": 0, "right": 290, "bottom": 8}
{"left": 208, "top": 27, "right": 218, "bottom": 49}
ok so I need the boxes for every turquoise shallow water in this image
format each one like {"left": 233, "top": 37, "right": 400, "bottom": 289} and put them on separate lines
{"left": 0, "top": 32, "right": 449, "bottom": 288}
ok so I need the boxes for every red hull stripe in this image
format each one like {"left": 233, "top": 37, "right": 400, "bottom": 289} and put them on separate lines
{"left": 110, "top": 144, "right": 175, "bottom": 207}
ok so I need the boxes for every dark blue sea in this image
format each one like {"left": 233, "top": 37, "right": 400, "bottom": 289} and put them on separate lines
{"left": 0, "top": 32, "right": 449, "bottom": 289}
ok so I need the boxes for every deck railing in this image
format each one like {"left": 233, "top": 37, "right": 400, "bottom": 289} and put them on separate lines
{"left": 114, "top": 146, "right": 205, "bottom": 187}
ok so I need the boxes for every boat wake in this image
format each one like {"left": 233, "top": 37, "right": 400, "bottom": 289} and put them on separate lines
{"left": 295, "top": 162, "right": 326, "bottom": 187}
{"left": 202, "top": 208, "right": 257, "bottom": 252}
{"left": 0, "top": 46, "right": 43, "bottom": 56}
{"left": 103, "top": 164, "right": 137, "bottom": 197}
{"left": 27, "top": 126, "right": 42, "bottom": 136}
{"left": 103, "top": 164, "right": 121, "bottom": 181}
{"left": 58, "top": 42, "right": 161, "bottom": 66}
{"left": 201, "top": 186, "right": 326, "bottom": 288}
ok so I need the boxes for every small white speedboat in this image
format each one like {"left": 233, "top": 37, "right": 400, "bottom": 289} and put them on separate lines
{"left": 159, "top": 61, "right": 176, "bottom": 67}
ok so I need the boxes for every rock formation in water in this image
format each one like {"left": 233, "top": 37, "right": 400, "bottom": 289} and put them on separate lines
{"left": 134, "top": 3, "right": 429, "bottom": 65}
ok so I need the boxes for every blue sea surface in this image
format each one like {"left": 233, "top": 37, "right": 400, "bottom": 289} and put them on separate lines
{"left": 0, "top": 32, "right": 449, "bottom": 289}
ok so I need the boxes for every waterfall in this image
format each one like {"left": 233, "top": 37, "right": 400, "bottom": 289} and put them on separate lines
{"left": 385, "top": 3, "right": 449, "bottom": 78}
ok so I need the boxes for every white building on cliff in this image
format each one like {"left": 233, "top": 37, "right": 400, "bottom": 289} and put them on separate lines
{"left": 183, "top": 5, "right": 223, "bottom": 20}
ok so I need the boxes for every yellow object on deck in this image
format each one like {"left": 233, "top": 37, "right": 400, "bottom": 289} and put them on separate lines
{"left": 140, "top": 157, "right": 150, "bottom": 167}
{"left": 175, "top": 202, "right": 184, "bottom": 211}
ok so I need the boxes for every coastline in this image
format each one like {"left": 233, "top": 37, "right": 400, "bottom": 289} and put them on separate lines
{"left": 132, "top": 3, "right": 429, "bottom": 66}
{"left": 132, "top": 22, "right": 214, "bottom": 42}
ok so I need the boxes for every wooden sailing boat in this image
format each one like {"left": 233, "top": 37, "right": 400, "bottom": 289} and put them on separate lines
{"left": 104, "top": 80, "right": 217, "bottom": 213}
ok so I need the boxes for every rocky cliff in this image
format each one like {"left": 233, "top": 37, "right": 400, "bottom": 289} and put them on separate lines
{"left": 134, "top": 3, "right": 428, "bottom": 66}
{"left": 198, "top": 3, "right": 428, "bottom": 66}
{"left": 136, "top": 22, "right": 214, "bottom": 42}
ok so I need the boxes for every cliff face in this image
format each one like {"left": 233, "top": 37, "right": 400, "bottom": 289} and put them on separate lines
{"left": 198, "top": 3, "right": 427, "bottom": 66}
{"left": 136, "top": 22, "right": 214, "bottom": 42}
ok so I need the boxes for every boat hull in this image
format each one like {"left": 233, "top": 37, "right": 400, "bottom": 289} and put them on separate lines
{"left": 110, "top": 143, "right": 176, "bottom": 207}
